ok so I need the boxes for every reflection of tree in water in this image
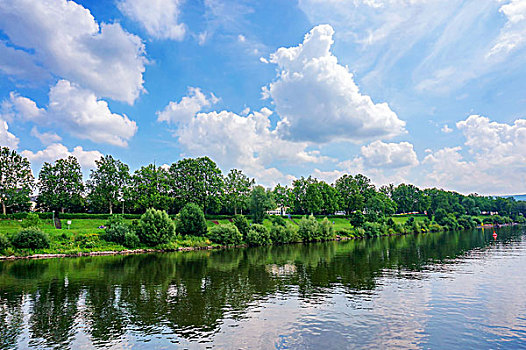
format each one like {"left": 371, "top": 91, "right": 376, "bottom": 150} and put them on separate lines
{"left": 0, "top": 228, "right": 521, "bottom": 347}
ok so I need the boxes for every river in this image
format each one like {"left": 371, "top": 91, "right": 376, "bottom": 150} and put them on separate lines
{"left": 1, "top": 227, "right": 526, "bottom": 349}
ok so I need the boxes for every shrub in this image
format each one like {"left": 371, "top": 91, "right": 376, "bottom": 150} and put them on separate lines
{"left": 246, "top": 224, "right": 271, "bottom": 246}
{"left": 137, "top": 208, "right": 175, "bottom": 246}
{"left": 319, "top": 217, "right": 335, "bottom": 240}
{"left": 457, "top": 215, "right": 476, "bottom": 230}
{"left": 354, "top": 227, "right": 366, "bottom": 238}
{"left": 20, "top": 212, "right": 41, "bottom": 228}
{"left": 74, "top": 233, "right": 100, "bottom": 248}
{"left": 124, "top": 232, "right": 140, "bottom": 248}
{"left": 363, "top": 222, "right": 384, "bottom": 237}
{"left": 428, "top": 222, "right": 443, "bottom": 232}
{"left": 386, "top": 217, "right": 396, "bottom": 227}
{"left": 103, "top": 215, "right": 129, "bottom": 244}
{"left": 349, "top": 212, "right": 365, "bottom": 227}
{"left": 233, "top": 214, "right": 250, "bottom": 239}
{"left": 298, "top": 215, "right": 320, "bottom": 242}
{"left": 12, "top": 228, "right": 50, "bottom": 249}
{"left": 270, "top": 224, "right": 297, "bottom": 244}
{"left": 0, "top": 234, "right": 9, "bottom": 251}
{"left": 176, "top": 203, "right": 207, "bottom": 237}
{"left": 270, "top": 215, "right": 287, "bottom": 227}
{"left": 208, "top": 224, "right": 243, "bottom": 245}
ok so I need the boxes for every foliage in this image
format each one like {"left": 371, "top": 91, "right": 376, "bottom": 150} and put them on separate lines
{"left": 224, "top": 169, "right": 254, "bottom": 214}
{"left": 37, "top": 156, "right": 84, "bottom": 213}
{"left": 87, "top": 155, "right": 130, "bottom": 214}
{"left": 137, "top": 208, "right": 175, "bottom": 246}
{"left": 128, "top": 164, "right": 172, "bottom": 212}
{"left": 12, "top": 228, "right": 50, "bottom": 249}
{"left": 0, "top": 147, "right": 34, "bottom": 215}
{"left": 457, "top": 215, "right": 477, "bottom": 230}
{"left": 249, "top": 186, "right": 274, "bottom": 224}
{"left": 270, "top": 215, "right": 287, "bottom": 226}
{"left": 335, "top": 174, "right": 375, "bottom": 215}
{"left": 363, "top": 222, "right": 385, "bottom": 237}
{"left": 176, "top": 203, "right": 207, "bottom": 236}
{"left": 349, "top": 211, "right": 365, "bottom": 227}
{"left": 270, "top": 224, "right": 297, "bottom": 244}
{"left": 246, "top": 224, "right": 271, "bottom": 246}
{"left": 208, "top": 224, "right": 243, "bottom": 245}
{"left": 124, "top": 231, "right": 140, "bottom": 248}
{"left": 21, "top": 212, "right": 41, "bottom": 228}
{"left": 104, "top": 215, "right": 129, "bottom": 244}
{"left": 298, "top": 215, "right": 320, "bottom": 242}
{"left": 319, "top": 217, "right": 335, "bottom": 240}
{"left": 74, "top": 233, "right": 100, "bottom": 249}
{"left": 0, "top": 233, "right": 9, "bottom": 251}
{"left": 233, "top": 214, "right": 250, "bottom": 238}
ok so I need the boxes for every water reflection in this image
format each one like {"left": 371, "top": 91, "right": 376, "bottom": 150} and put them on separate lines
{"left": 0, "top": 227, "right": 524, "bottom": 349}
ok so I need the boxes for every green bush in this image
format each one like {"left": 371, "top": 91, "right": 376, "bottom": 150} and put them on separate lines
{"left": 270, "top": 224, "right": 297, "bottom": 244}
{"left": 12, "top": 228, "right": 50, "bottom": 249}
{"left": 124, "top": 231, "right": 140, "bottom": 248}
{"left": 246, "top": 224, "right": 271, "bottom": 246}
{"left": 0, "top": 234, "right": 9, "bottom": 251}
{"left": 137, "top": 208, "right": 175, "bottom": 246}
{"left": 103, "top": 215, "right": 129, "bottom": 244}
{"left": 20, "top": 212, "right": 41, "bottom": 228}
{"left": 319, "top": 217, "right": 335, "bottom": 240}
{"left": 176, "top": 203, "right": 207, "bottom": 237}
{"left": 270, "top": 215, "right": 287, "bottom": 227}
{"left": 457, "top": 215, "right": 476, "bottom": 230}
{"left": 363, "top": 222, "right": 384, "bottom": 237}
{"left": 335, "top": 227, "right": 354, "bottom": 237}
{"left": 298, "top": 215, "right": 320, "bottom": 242}
{"left": 208, "top": 224, "right": 243, "bottom": 245}
{"left": 74, "top": 233, "right": 100, "bottom": 248}
{"left": 233, "top": 214, "right": 250, "bottom": 239}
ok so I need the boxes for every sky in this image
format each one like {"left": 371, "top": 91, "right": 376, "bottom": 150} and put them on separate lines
{"left": 0, "top": 0, "right": 525, "bottom": 195}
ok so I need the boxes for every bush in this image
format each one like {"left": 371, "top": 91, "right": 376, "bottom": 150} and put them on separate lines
{"left": 176, "top": 203, "right": 207, "bottom": 237}
{"left": 246, "top": 224, "right": 271, "bottom": 246}
{"left": 270, "top": 215, "right": 287, "bottom": 227}
{"left": 103, "top": 215, "right": 128, "bottom": 244}
{"left": 208, "top": 224, "right": 243, "bottom": 245}
{"left": 363, "top": 222, "right": 384, "bottom": 237}
{"left": 0, "top": 234, "right": 9, "bottom": 251}
{"left": 457, "top": 215, "right": 476, "bottom": 230}
{"left": 270, "top": 224, "right": 297, "bottom": 244}
{"left": 12, "top": 228, "right": 50, "bottom": 249}
{"left": 335, "top": 227, "right": 353, "bottom": 237}
{"left": 74, "top": 233, "right": 100, "bottom": 248}
{"left": 298, "top": 215, "right": 320, "bottom": 242}
{"left": 20, "top": 212, "right": 41, "bottom": 228}
{"left": 124, "top": 231, "right": 140, "bottom": 248}
{"left": 233, "top": 214, "right": 250, "bottom": 239}
{"left": 319, "top": 217, "right": 335, "bottom": 240}
{"left": 349, "top": 211, "right": 365, "bottom": 227}
{"left": 137, "top": 208, "right": 175, "bottom": 246}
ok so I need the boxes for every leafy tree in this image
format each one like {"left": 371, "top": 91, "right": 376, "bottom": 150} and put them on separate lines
{"left": 335, "top": 174, "right": 375, "bottom": 215}
{"left": 176, "top": 203, "right": 207, "bottom": 236}
{"left": 392, "top": 184, "right": 423, "bottom": 213}
{"left": 233, "top": 214, "right": 250, "bottom": 239}
{"left": 272, "top": 184, "right": 293, "bottom": 213}
{"left": 246, "top": 224, "right": 271, "bottom": 246}
{"left": 170, "top": 157, "right": 224, "bottom": 213}
{"left": 21, "top": 213, "right": 41, "bottom": 228}
{"left": 137, "top": 208, "right": 175, "bottom": 246}
{"left": 87, "top": 155, "right": 130, "bottom": 214}
{"left": 224, "top": 169, "right": 254, "bottom": 214}
{"left": 129, "top": 164, "right": 172, "bottom": 212}
{"left": 365, "top": 192, "right": 397, "bottom": 221}
{"left": 103, "top": 215, "right": 129, "bottom": 244}
{"left": 0, "top": 147, "right": 34, "bottom": 215}
{"left": 290, "top": 176, "right": 317, "bottom": 214}
{"left": 298, "top": 215, "right": 320, "bottom": 242}
{"left": 249, "top": 186, "right": 274, "bottom": 224}
{"left": 37, "top": 156, "right": 84, "bottom": 213}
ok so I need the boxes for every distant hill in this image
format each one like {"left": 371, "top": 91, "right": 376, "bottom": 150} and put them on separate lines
{"left": 504, "top": 194, "right": 526, "bottom": 201}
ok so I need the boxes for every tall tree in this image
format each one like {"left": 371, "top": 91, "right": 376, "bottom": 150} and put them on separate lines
{"left": 249, "top": 186, "right": 275, "bottom": 224}
{"left": 224, "top": 169, "right": 254, "bottom": 214}
{"left": 272, "top": 184, "right": 293, "bottom": 214}
{"left": 128, "top": 164, "right": 172, "bottom": 212}
{"left": 334, "top": 174, "right": 375, "bottom": 215}
{"left": 87, "top": 155, "right": 130, "bottom": 214}
{"left": 37, "top": 156, "right": 84, "bottom": 213}
{"left": 169, "top": 157, "right": 224, "bottom": 213}
{"left": 0, "top": 147, "right": 34, "bottom": 215}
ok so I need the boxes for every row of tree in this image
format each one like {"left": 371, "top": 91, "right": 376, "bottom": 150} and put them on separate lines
{"left": 0, "top": 146, "right": 524, "bottom": 219}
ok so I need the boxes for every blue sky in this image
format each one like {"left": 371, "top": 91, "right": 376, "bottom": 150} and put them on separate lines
{"left": 0, "top": 0, "right": 525, "bottom": 195}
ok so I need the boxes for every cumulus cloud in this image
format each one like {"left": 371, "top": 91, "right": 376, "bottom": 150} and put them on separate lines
{"left": 118, "top": 0, "right": 186, "bottom": 40}
{"left": 0, "top": 0, "right": 147, "bottom": 104}
{"left": 488, "top": 0, "right": 526, "bottom": 57}
{"left": 441, "top": 124, "right": 453, "bottom": 133}
{"left": 0, "top": 41, "right": 50, "bottom": 83}
{"left": 0, "top": 119, "right": 19, "bottom": 149}
{"left": 30, "top": 127, "right": 62, "bottom": 145}
{"left": 360, "top": 140, "right": 419, "bottom": 168}
{"left": 422, "top": 114, "right": 526, "bottom": 194}
{"left": 266, "top": 24, "right": 406, "bottom": 143}
{"left": 3, "top": 80, "right": 138, "bottom": 147}
{"left": 157, "top": 87, "right": 219, "bottom": 124}
{"left": 22, "top": 143, "right": 103, "bottom": 169}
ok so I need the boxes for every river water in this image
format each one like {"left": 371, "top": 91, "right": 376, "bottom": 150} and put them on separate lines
{"left": 1, "top": 227, "right": 526, "bottom": 349}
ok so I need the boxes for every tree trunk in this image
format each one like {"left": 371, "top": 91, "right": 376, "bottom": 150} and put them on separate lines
{"left": 109, "top": 201, "right": 113, "bottom": 215}
{"left": 234, "top": 206, "right": 237, "bottom": 215}
{"left": 1, "top": 202, "right": 5, "bottom": 216}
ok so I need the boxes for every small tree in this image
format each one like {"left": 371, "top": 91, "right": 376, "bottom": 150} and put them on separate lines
{"left": 298, "top": 215, "right": 320, "bottom": 242}
{"left": 319, "top": 217, "right": 335, "bottom": 240}
{"left": 137, "top": 208, "right": 175, "bottom": 246}
{"left": 0, "top": 147, "right": 34, "bottom": 215}
{"left": 233, "top": 214, "right": 250, "bottom": 239}
{"left": 104, "top": 215, "right": 129, "bottom": 244}
{"left": 176, "top": 203, "right": 207, "bottom": 236}
{"left": 208, "top": 225, "right": 242, "bottom": 245}
{"left": 246, "top": 224, "right": 271, "bottom": 246}
{"left": 12, "top": 228, "right": 50, "bottom": 249}
{"left": 21, "top": 213, "right": 41, "bottom": 228}
{"left": 249, "top": 186, "right": 274, "bottom": 224}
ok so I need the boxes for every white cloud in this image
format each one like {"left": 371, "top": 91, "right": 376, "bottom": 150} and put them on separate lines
{"left": 421, "top": 114, "right": 526, "bottom": 194}
{"left": 117, "top": 0, "right": 186, "bottom": 41}
{"left": 0, "top": 0, "right": 147, "bottom": 104}
{"left": 266, "top": 24, "right": 406, "bottom": 143}
{"left": 441, "top": 124, "right": 453, "bottom": 133}
{"left": 30, "top": 127, "right": 62, "bottom": 145}
{"left": 0, "top": 119, "right": 19, "bottom": 150}
{"left": 4, "top": 80, "right": 138, "bottom": 147}
{"left": 0, "top": 41, "right": 50, "bottom": 83}
{"left": 157, "top": 87, "right": 219, "bottom": 124}
{"left": 360, "top": 140, "right": 419, "bottom": 168}
{"left": 22, "top": 143, "right": 103, "bottom": 169}
{"left": 488, "top": 0, "right": 526, "bottom": 57}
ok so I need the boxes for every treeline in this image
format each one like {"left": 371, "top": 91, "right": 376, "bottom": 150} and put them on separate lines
{"left": 1, "top": 146, "right": 525, "bottom": 222}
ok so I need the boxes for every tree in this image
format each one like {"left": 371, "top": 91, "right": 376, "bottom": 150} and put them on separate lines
{"left": 272, "top": 184, "right": 293, "bottom": 213}
{"left": 128, "top": 164, "right": 172, "bottom": 212}
{"left": 365, "top": 192, "right": 397, "bottom": 221}
{"left": 335, "top": 174, "right": 375, "bottom": 215}
{"left": 0, "top": 147, "right": 34, "bottom": 215}
{"left": 87, "top": 155, "right": 130, "bottom": 214}
{"left": 37, "top": 156, "right": 84, "bottom": 213}
{"left": 176, "top": 203, "right": 207, "bottom": 236}
{"left": 224, "top": 169, "right": 254, "bottom": 214}
{"left": 249, "top": 186, "right": 274, "bottom": 224}
{"left": 170, "top": 157, "right": 224, "bottom": 213}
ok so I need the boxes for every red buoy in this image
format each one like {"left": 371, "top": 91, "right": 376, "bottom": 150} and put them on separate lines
{"left": 493, "top": 231, "right": 497, "bottom": 240}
